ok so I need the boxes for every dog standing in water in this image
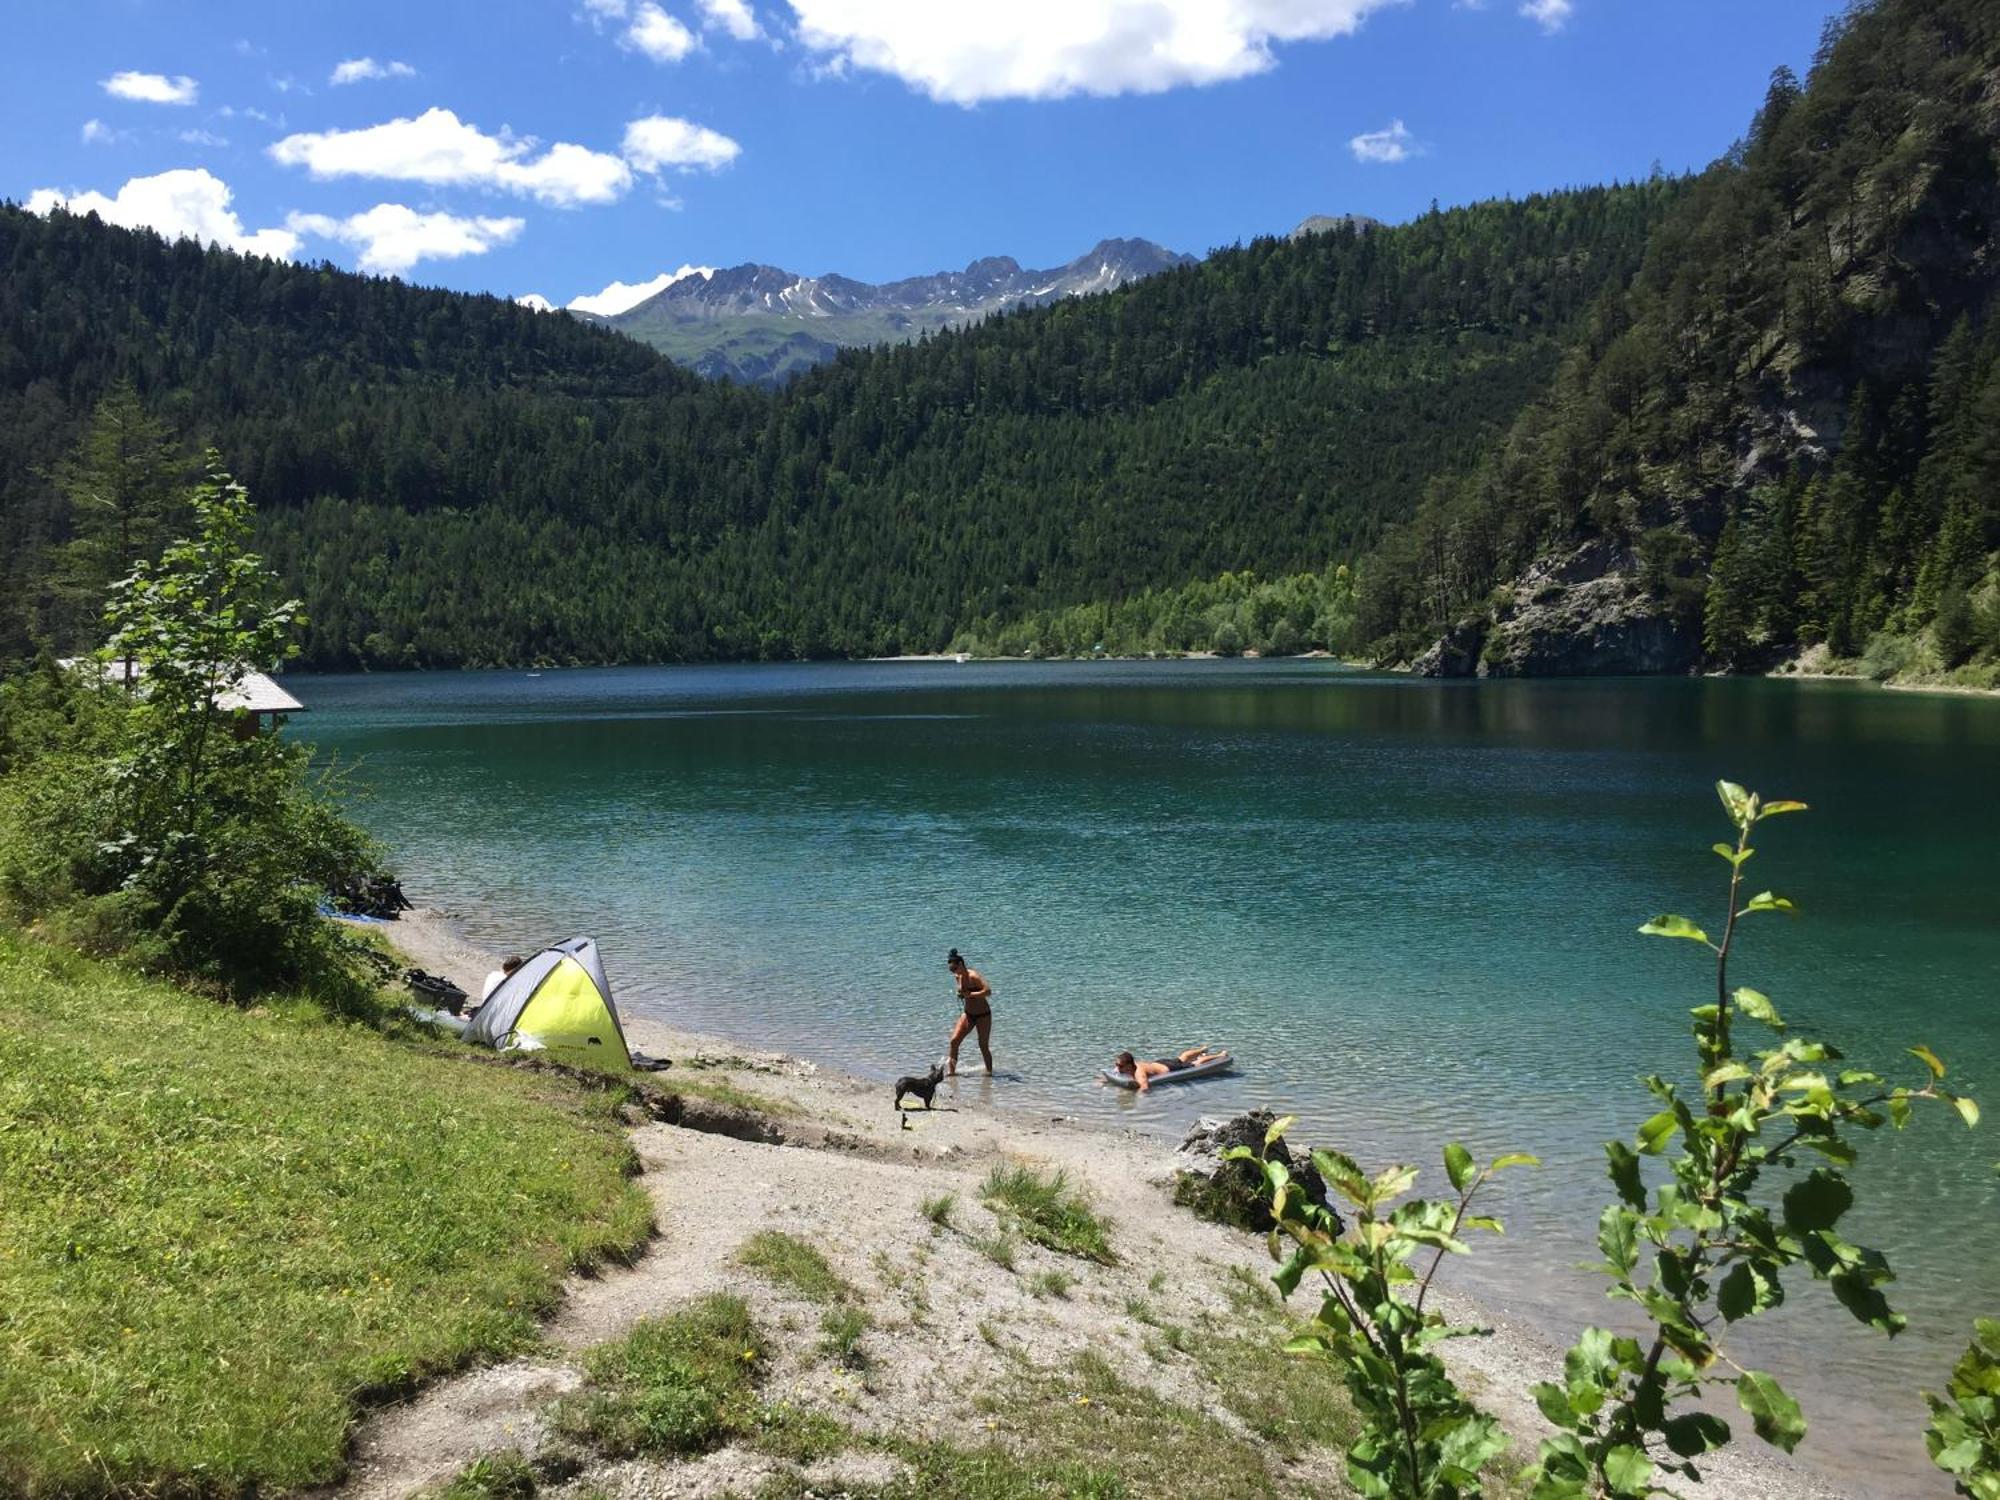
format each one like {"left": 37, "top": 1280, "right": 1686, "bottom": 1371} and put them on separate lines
{"left": 945, "top": 947, "right": 993, "bottom": 1075}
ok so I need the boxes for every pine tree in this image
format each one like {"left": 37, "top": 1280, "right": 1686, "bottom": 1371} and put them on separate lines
{"left": 46, "top": 382, "right": 186, "bottom": 653}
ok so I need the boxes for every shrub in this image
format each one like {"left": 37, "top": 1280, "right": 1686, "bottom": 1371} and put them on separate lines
{"left": 1926, "top": 1320, "right": 2000, "bottom": 1497}
{"left": 0, "top": 460, "right": 379, "bottom": 1000}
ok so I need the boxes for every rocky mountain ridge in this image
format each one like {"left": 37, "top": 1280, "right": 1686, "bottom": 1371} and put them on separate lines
{"left": 587, "top": 236, "right": 1197, "bottom": 384}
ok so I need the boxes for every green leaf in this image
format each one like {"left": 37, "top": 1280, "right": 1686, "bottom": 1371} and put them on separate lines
{"left": 1532, "top": 1380, "right": 1574, "bottom": 1427}
{"left": 1636, "top": 1110, "right": 1681, "bottom": 1155}
{"left": 1740, "top": 891, "right": 1798, "bottom": 917}
{"left": 1703, "top": 1061, "right": 1752, "bottom": 1089}
{"left": 1638, "top": 914, "right": 1711, "bottom": 945}
{"left": 1605, "top": 1140, "right": 1646, "bottom": 1210}
{"left": 1444, "top": 1142, "right": 1476, "bottom": 1194}
{"left": 1909, "top": 1045, "right": 1947, "bottom": 1080}
{"left": 1951, "top": 1095, "right": 1980, "bottom": 1128}
{"left": 1310, "top": 1148, "right": 1368, "bottom": 1204}
{"left": 1718, "top": 1261, "right": 1783, "bottom": 1322}
{"left": 1711, "top": 841, "right": 1753, "bottom": 867}
{"left": 1733, "top": 987, "right": 1784, "bottom": 1029}
{"left": 1662, "top": 1411, "right": 1731, "bottom": 1457}
{"left": 1602, "top": 1445, "right": 1653, "bottom": 1497}
{"left": 1738, "top": 1370, "right": 1806, "bottom": 1453}
{"left": 1716, "top": 780, "right": 1753, "bottom": 827}
{"left": 1596, "top": 1205, "right": 1638, "bottom": 1275}
{"left": 1759, "top": 799, "right": 1809, "bottom": 818}
{"left": 1491, "top": 1152, "right": 1540, "bottom": 1172}
{"left": 1781, "top": 1169, "right": 1854, "bottom": 1234}
{"left": 1263, "top": 1113, "right": 1297, "bottom": 1148}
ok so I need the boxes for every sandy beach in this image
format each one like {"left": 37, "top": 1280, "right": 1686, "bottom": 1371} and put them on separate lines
{"left": 313, "top": 906, "right": 1863, "bottom": 1500}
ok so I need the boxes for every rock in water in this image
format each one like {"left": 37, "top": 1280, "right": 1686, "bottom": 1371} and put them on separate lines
{"left": 1172, "top": 1110, "right": 1342, "bottom": 1235}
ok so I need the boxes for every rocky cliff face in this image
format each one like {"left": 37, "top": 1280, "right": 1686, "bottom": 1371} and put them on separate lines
{"left": 1414, "top": 540, "right": 1700, "bottom": 677}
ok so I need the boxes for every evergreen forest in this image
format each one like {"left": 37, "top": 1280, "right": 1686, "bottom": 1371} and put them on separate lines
{"left": 1, "top": 0, "right": 1996, "bottom": 683}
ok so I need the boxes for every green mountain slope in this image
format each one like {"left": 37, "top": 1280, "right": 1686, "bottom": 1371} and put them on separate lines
{"left": 1364, "top": 0, "right": 2000, "bottom": 681}
{"left": 0, "top": 183, "right": 1673, "bottom": 668}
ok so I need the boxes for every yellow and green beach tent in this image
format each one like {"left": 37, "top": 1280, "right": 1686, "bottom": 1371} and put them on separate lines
{"left": 462, "top": 936, "right": 630, "bottom": 1065}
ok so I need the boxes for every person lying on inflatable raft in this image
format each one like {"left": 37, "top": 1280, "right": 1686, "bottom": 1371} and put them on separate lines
{"left": 1111, "top": 1046, "right": 1228, "bottom": 1092}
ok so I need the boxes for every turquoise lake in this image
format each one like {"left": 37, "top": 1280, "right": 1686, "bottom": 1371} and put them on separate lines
{"left": 297, "top": 661, "right": 2000, "bottom": 1495}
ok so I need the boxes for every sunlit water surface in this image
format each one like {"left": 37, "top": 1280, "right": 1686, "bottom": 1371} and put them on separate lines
{"left": 297, "top": 661, "right": 2000, "bottom": 1496}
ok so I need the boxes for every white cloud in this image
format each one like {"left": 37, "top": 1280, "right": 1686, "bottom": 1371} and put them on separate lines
{"left": 101, "top": 70, "right": 199, "bottom": 105}
{"left": 697, "top": 0, "right": 762, "bottom": 40}
{"left": 516, "top": 292, "right": 556, "bottom": 311}
{"left": 287, "top": 203, "right": 524, "bottom": 274}
{"left": 217, "top": 105, "right": 280, "bottom": 124}
{"left": 622, "top": 115, "right": 741, "bottom": 173}
{"left": 625, "top": 2, "right": 699, "bottom": 60}
{"left": 785, "top": 0, "right": 1402, "bottom": 104}
{"left": 567, "top": 264, "right": 714, "bottom": 316}
{"left": 1519, "top": 0, "right": 1572, "bottom": 31}
{"left": 80, "top": 118, "right": 127, "bottom": 145}
{"left": 177, "top": 128, "right": 229, "bottom": 146}
{"left": 331, "top": 57, "right": 418, "bottom": 85}
{"left": 269, "top": 107, "right": 633, "bottom": 206}
{"left": 27, "top": 168, "right": 297, "bottom": 258}
{"left": 1349, "top": 118, "right": 1419, "bottom": 164}
{"left": 579, "top": 0, "right": 628, "bottom": 22}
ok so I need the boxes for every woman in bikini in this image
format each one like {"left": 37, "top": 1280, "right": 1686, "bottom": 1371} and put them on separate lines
{"left": 1111, "top": 1046, "right": 1226, "bottom": 1092}
{"left": 945, "top": 947, "right": 993, "bottom": 1075}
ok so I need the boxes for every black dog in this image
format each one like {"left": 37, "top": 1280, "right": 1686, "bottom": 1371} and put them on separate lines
{"left": 894, "top": 1062, "right": 946, "bottom": 1111}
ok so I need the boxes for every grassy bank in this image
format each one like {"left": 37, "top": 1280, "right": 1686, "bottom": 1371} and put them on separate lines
{"left": 0, "top": 931, "right": 652, "bottom": 1498}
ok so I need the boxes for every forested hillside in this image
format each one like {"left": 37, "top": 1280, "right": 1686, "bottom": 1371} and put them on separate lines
{"left": 1362, "top": 0, "right": 2000, "bottom": 684}
{"left": 0, "top": 181, "right": 1675, "bottom": 667}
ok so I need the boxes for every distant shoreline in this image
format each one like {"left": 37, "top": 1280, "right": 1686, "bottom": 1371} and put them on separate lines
{"left": 281, "top": 655, "right": 1996, "bottom": 696}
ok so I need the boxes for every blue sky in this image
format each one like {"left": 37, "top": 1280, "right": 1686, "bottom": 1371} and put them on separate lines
{"left": 5, "top": 0, "right": 1846, "bottom": 312}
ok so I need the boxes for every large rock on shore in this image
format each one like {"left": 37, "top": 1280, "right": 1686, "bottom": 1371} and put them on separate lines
{"left": 1172, "top": 1110, "right": 1343, "bottom": 1235}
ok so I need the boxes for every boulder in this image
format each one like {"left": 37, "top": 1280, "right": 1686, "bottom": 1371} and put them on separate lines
{"left": 1172, "top": 1109, "right": 1343, "bottom": 1236}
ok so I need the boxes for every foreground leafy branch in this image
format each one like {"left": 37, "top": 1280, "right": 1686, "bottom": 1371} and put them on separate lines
{"left": 1527, "top": 781, "right": 1980, "bottom": 1498}
{"left": 1230, "top": 1122, "right": 1536, "bottom": 1497}
{"left": 1928, "top": 1320, "right": 2000, "bottom": 1498}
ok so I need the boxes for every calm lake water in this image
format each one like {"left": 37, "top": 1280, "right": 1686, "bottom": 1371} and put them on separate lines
{"left": 297, "top": 661, "right": 1999, "bottom": 1496}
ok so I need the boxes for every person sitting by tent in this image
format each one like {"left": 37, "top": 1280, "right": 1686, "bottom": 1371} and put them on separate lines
{"left": 479, "top": 955, "right": 525, "bottom": 1009}
{"left": 1112, "top": 1046, "right": 1226, "bottom": 1092}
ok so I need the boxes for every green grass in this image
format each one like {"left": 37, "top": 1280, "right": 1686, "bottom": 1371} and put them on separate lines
{"left": 972, "top": 1231, "right": 1017, "bottom": 1270}
{"left": 980, "top": 1165, "right": 1116, "bottom": 1264}
{"left": 750, "top": 1403, "right": 854, "bottom": 1464}
{"left": 818, "top": 1305, "right": 872, "bottom": 1369}
{"left": 1028, "top": 1269, "right": 1076, "bottom": 1300}
{"left": 747, "top": 1341, "right": 1352, "bottom": 1500}
{"left": 0, "top": 931, "right": 652, "bottom": 1500}
{"left": 736, "top": 1230, "right": 855, "bottom": 1304}
{"left": 553, "top": 1294, "right": 763, "bottom": 1458}
{"left": 920, "top": 1191, "right": 956, "bottom": 1228}
{"left": 427, "top": 1450, "right": 540, "bottom": 1499}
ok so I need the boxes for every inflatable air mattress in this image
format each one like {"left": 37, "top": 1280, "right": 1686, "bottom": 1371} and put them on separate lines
{"left": 1101, "top": 1051, "right": 1232, "bottom": 1089}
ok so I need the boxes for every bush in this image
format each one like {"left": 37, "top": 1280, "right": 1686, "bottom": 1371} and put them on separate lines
{"left": 0, "top": 460, "right": 380, "bottom": 1000}
{"left": 1860, "top": 629, "right": 1931, "bottom": 682}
